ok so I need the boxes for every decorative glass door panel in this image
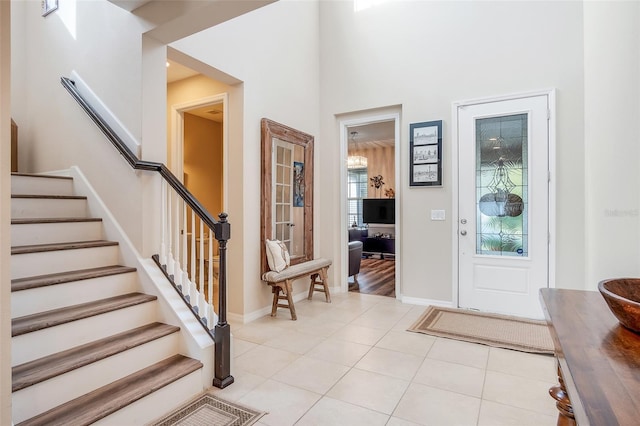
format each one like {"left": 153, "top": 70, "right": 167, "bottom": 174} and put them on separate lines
{"left": 476, "top": 114, "right": 528, "bottom": 257}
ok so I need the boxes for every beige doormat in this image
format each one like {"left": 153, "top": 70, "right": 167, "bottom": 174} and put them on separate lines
{"left": 149, "top": 391, "right": 265, "bottom": 426}
{"left": 408, "top": 306, "right": 554, "bottom": 355}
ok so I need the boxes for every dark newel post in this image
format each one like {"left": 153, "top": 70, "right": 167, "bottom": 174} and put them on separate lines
{"left": 212, "top": 213, "right": 234, "bottom": 388}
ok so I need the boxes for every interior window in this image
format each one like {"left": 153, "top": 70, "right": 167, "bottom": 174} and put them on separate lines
{"left": 347, "top": 168, "right": 368, "bottom": 226}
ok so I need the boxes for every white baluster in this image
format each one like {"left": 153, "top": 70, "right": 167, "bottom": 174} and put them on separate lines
{"left": 198, "top": 291, "right": 207, "bottom": 326}
{"left": 172, "top": 188, "right": 182, "bottom": 284}
{"left": 208, "top": 228, "right": 213, "bottom": 308}
{"left": 199, "top": 219, "right": 204, "bottom": 296}
{"left": 190, "top": 210, "right": 196, "bottom": 304}
{"left": 166, "top": 190, "right": 175, "bottom": 276}
{"left": 159, "top": 179, "right": 167, "bottom": 266}
{"left": 173, "top": 195, "right": 183, "bottom": 289}
{"left": 182, "top": 202, "right": 189, "bottom": 292}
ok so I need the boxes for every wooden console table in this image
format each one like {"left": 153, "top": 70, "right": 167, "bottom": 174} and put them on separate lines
{"left": 540, "top": 289, "right": 640, "bottom": 425}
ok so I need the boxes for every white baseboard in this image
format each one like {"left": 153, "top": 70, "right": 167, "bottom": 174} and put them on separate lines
{"left": 228, "top": 286, "right": 428, "bottom": 325}
{"left": 228, "top": 289, "right": 319, "bottom": 325}
{"left": 401, "top": 296, "right": 453, "bottom": 308}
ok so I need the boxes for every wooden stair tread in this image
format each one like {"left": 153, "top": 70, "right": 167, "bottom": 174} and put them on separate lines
{"left": 12, "top": 293, "right": 157, "bottom": 337}
{"left": 16, "top": 355, "right": 203, "bottom": 426}
{"left": 11, "top": 173, "right": 73, "bottom": 180}
{"left": 12, "top": 265, "right": 137, "bottom": 292}
{"left": 11, "top": 217, "right": 102, "bottom": 225}
{"left": 11, "top": 240, "right": 118, "bottom": 255}
{"left": 12, "top": 194, "right": 87, "bottom": 200}
{"left": 12, "top": 322, "right": 180, "bottom": 392}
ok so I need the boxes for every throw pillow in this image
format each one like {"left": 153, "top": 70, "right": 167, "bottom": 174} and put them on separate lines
{"left": 265, "top": 239, "right": 290, "bottom": 272}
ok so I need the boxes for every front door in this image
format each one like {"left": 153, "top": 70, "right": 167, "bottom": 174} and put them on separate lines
{"left": 457, "top": 94, "right": 550, "bottom": 319}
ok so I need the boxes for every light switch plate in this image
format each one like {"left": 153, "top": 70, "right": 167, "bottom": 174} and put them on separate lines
{"left": 431, "top": 209, "right": 446, "bottom": 221}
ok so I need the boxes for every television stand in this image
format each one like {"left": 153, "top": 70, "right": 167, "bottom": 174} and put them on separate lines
{"left": 363, "top": 237, "right": 395, "bottom": 259}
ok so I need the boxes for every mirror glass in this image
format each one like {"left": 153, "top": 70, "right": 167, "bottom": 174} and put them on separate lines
{"left": 261, "top": 119, "right": 314, "bottom": 274}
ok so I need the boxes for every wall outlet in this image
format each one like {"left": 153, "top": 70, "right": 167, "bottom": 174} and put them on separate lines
{"left": 431, "top": 209, "right": 446, "bottom": 221}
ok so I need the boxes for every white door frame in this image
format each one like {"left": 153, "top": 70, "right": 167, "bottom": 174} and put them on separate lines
{"left": 451, "top": 89, "right": 557, "bottom": 309}
{"left": 170, "top": 93, "right": 229, "bottom": 211}
{"left": 339, "top": 111, "right": 401, "bottom": 297}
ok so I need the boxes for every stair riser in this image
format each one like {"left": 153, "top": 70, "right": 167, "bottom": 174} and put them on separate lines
{"left": 93, "top": 371, "right": 203, "bottom": 426}
{"left": 11, "top": 246, "right": 119, "bottom": 280}
{"left": 12, "top": 301, "right": 158, "bottom": 366}
{"left": 12, "top": 273, "right": 138, "bottom": 318}
{"left": 11, "top": 176, "right": 74, "bottom": 196}
{"left": 12, "top": 197, "right": 88, "bottom": 219}
{"left": 11, "top": 221, "right": 103, "bottom": 246}
{"left": 12, "top": 333, "right": 180, "bottom": 424}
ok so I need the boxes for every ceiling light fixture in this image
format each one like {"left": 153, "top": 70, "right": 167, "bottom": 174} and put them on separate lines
{"left": 347, "top": 131, "right": 367, "bottom": 168}
{"left": 347, "top": 155, "right": 368, "bottom": 169}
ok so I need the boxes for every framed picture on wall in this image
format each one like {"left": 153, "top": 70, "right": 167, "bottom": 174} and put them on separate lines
{"left": 410, "top": 120, "right": 442, "bottom": 186}
{"left": 293, "top": 161, "right": 304, "bottom": 207}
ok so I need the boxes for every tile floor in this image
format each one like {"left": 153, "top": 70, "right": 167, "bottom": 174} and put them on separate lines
{"left": 212, "top": 291, "right": 558, "bottom": 426}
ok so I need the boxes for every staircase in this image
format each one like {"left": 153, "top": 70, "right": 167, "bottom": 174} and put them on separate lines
{"left": 10, "top": 173, "right": 204, "bottom": 425}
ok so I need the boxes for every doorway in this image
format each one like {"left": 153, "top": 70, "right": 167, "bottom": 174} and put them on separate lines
{"left": 454, "top": 92, "right": 555, "bottom": 319}
{"left": 341, "top": 113, "right": 400, "bottom": 298}
{"left": 183, "top": 102, "right": 224, "bottom": 211}
{"left": 166, "top": 58, "right": 232, "bottom": 313}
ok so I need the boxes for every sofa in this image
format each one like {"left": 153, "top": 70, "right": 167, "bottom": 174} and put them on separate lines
{"left": 348, "top": 241, "right": 363, "bottom": 288}
{"left": 348, "top": 228, "right": 367, "bottom": 288}
{"left": 348, "top": 228, "right": 368, "bottom": 243}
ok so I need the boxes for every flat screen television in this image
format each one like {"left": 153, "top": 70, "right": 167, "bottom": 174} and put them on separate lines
{"left": 362, "top": 198, "right": 395, "bottom": 224}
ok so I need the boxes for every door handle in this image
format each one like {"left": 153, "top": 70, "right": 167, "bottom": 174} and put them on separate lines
{"left": 460, "top": 230, "right": 467, "bottom": 236}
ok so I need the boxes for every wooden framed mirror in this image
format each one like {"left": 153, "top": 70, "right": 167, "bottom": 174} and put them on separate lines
{"left": 261, "top": 118, "right": 314, "bottom": 275}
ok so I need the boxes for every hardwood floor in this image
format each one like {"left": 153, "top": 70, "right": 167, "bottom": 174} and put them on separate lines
{"left": 349, "top": 257, "right": 395, "bottom": 297}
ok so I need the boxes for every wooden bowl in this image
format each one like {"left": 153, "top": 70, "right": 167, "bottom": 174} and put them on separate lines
{"left": 599, "top": 278, "right": 640, "bottom": 333}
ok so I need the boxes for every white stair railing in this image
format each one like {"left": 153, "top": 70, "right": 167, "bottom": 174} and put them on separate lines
{"left": 159, "top": 181, "right": 218, "bottom": 329}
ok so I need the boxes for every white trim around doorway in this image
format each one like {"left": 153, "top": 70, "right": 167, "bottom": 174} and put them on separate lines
{"left": 339, "top": 110, "right": 401, "bottom": 299}
{"left": 450, "top": 89, "right": 557, "bottom": 310}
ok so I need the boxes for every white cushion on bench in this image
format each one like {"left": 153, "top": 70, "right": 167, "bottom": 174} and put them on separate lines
{"left": 265, "top": 239, "right": 291, "bottom": 272}
{"left": 262, "top": 258, "right": 332, "bottom": 283}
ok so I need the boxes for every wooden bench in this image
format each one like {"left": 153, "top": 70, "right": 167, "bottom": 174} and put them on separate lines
{"left": 261, "top": 258, "right": 332, "bottom": 320}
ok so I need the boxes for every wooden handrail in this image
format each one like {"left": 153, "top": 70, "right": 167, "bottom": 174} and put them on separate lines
{"left": 61, "top": 76, "right": 234, "bottom": 389}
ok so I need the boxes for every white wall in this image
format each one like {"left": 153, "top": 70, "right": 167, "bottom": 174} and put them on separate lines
{"left": 319, "top": 1, "right": 587, "bottom": 301}
{"left": 9, "top": 1, "right": 268, "bottom": 257}
{"left": 584, "top": 1, "right": 640, "bottom": 288}
{"left": 11, "top": 0, "right": 304, "bottom": 317}
{"left": 170, "top": 0, "right": 321, "bottom": 315}
{"left": 9, "top": 1, "right": 25, "bottom": 132}
{"left": 1, "top": 3, "right": 12, "bottom": 423}
{"left": 11, "top": 0, "right": 150, "bottom": 248}
{"left": 11, "top": 0, "right": 640, "bottom": 320}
